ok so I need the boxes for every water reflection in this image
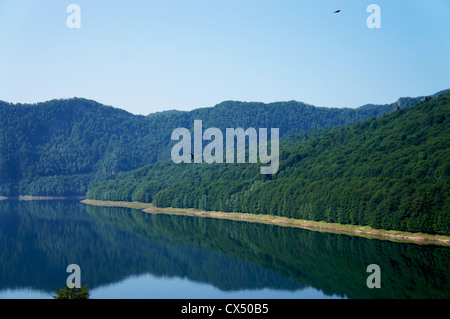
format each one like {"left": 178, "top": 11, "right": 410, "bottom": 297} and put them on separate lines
{"left": 0, "top": 200, "right": 448, "bottom": 299}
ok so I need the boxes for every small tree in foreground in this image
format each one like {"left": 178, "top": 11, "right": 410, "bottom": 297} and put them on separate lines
{"left": 53, "top": 284, "right": 90, "bottom": 299}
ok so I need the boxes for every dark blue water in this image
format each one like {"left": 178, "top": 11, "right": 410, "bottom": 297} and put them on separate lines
{"left": 0, "top": 200, "right": 448, "bottom": 299}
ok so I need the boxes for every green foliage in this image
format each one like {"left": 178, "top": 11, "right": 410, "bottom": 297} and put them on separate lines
{"left": 53, "top": 285, "right": 90, "bottom": 299}
{"left": 88, "top": 92, "right": 450, "bottom": 235}
{"left": 0, "top": 94, "right": 428, "bottom": 196}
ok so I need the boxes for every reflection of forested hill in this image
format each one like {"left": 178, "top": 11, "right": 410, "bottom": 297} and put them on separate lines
{"left": 0, "top": 200, "right": 303, "bottom": 293}
{"left": 86, "top": 205, "right": 450, "bottom": 299}
{"left": 1, "top": 201, "right": 448, "bottom": 298}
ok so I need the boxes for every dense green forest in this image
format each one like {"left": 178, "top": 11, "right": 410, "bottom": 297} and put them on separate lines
{"left": 87, "top": 92, "right": 450, "bottom": 235}
{"left": 1, "top": 92, "right": 437, "bottom": 196}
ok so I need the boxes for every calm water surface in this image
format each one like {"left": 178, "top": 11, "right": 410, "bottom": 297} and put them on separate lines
{"left": 0, "top": 200, "right": 448, "bottom": 299}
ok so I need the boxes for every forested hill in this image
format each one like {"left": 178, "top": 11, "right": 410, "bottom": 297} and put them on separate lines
{"left": 0, "top": 91, "right": 446, "bottom": 196}
{"left": 87, "top": 92, "right": 450, "bottom": 235}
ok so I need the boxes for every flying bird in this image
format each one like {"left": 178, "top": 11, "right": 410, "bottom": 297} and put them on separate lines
{"left": 334, "top": 10, "right": 341, "bottom": 13}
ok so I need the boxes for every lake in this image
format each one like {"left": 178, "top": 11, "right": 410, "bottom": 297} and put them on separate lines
{"left": 0, "top": 200, "right": 448, "bottom": 299}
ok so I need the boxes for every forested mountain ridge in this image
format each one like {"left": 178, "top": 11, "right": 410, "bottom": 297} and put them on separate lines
{"left": 0, "top": 98, "right": 155, "bottom": 195}
{"left": 87, "top": 91, "right": 450, "bottom": 235}
{"left": 0, "top": 90, "right": 447, "bottom": 196}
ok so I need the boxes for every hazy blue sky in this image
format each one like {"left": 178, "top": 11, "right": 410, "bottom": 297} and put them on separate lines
{"left": 0, "top": 0, "right": 449, "bottom": 115}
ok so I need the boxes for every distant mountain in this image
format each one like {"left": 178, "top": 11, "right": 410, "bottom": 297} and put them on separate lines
{"left": 146, "top": 109, "right": 185, "bottom": 118}
{"left": 0, "top": 90, "right": 448, "bottom": 196}
{"left": 87, "top": 92, "right": 450, "bottom": 235}
{"left": 357, "top": 88, "right": 449, "bottom": 111}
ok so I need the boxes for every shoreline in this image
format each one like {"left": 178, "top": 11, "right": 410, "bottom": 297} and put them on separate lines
{"left": 0, "top": 195, "right": 85, "bottom": 201}
{"left": 81, "top": 199, "right": 450, "bottom": 247}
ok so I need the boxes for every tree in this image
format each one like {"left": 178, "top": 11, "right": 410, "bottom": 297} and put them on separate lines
{"left": 53, "top": 285, "right": 90, "bottom": 299}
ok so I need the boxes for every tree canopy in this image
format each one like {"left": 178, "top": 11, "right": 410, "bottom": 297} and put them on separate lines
{"left": 0, "top": 94, "right": 426, "bottom": 196}
{"left": 87, "top": 92, "right": 450, "bottom": 235}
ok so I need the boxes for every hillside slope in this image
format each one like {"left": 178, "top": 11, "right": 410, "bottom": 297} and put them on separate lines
{"left": 87, "top": 92, "right": 450, "bottom": 235}
{"left": 1, "top": 93, "right": 434, "bottom": 196}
